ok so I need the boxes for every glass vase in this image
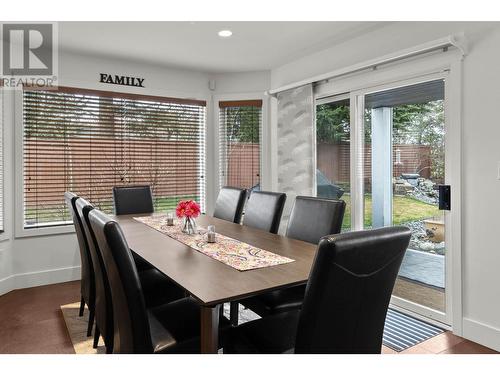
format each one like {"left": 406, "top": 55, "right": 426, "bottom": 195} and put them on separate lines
{"left": 182, "top": 216, "right": 197, "bottom": 235}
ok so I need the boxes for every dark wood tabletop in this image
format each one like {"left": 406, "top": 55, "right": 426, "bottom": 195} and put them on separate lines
{"left": 113, "top": 213, "right": 317, "bottom": 353}
{"left": 113, "top": 213, "right": 317, "bottom": 306}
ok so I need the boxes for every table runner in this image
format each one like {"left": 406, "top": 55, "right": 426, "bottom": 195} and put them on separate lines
{"left": 133, "top": 215, "right": 294, "bottom": 271}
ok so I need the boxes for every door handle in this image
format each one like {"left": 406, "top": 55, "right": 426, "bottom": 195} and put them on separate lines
{"left": 438, "top": 185, "right": 451, "bottom": 210}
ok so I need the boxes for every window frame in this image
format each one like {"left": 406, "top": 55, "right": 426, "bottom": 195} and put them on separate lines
{"left": 0, "top": 86, "right": 6, "bottom": 241}
{"left": 218, "top": 99, "right": 263, "bottom": 191}
{"left": 15, "top": 87, "right": 208, "bottom": 238}
{"left": 312, "top": 51, "right": 463, "bottom": 331}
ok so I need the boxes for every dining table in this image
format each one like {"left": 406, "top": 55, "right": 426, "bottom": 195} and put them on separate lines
{"left": 113, "top": 213, "right": 318, "bottom": 353}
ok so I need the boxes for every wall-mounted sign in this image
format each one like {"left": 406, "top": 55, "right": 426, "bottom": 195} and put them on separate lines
{"left": 99, "top": 73, "right": 145, "bottom": 88}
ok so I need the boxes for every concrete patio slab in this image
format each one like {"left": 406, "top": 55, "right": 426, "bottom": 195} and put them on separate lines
{"left": 399, "top": 248, "right": 445, "bottom": 289}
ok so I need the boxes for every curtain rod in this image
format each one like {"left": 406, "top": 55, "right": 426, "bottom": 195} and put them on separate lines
{"left": 267, "top": 34, "right": 467, "bottom": 96}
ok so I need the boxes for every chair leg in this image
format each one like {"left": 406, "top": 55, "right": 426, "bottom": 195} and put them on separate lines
{"left": 78, "top": 296, "right": 85, "bottom": 317}
{"left": 219, "top": 304, "right": 224, "bottom": 317}
{"left": 93, "top": 325, "right": 100, "bottom": 349}
{"left": 87, "top": 308, "right": 95, "bottom": 337}
{"left": 230, "top": 302, "right": 239, "bottom": 327}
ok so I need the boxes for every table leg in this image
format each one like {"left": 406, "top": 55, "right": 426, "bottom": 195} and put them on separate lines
{"left": 200, "top": 304, "right": 220, "bottom": 354}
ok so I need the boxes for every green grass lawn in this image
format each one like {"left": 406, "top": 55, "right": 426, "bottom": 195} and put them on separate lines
{"left": 341, "top": 194, "right": 440, "bottom": 229}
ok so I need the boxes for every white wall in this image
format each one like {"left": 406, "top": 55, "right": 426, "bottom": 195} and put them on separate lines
{"left": 270, "top": 21, "right": 500, "bottom": 350}
{"left": 210, "top": 71, "right": 271, "bottom": 94}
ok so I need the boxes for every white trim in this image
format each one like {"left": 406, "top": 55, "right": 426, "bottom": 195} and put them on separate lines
{"left": 389, "top": 303, "right": 451, "bottom": 331}
{"left": 390, "top": 295, "right": 448, "bottom": 326}
{"left": 268, "top": 95, "right": 278, "bottom": 192}
{"left": 0, "top": 88, "right": 14, "bottom": 242}
{"left": 463, "top": 318, "right": 500, "bottom": 352}
{"left": 447, "top": 59, "right": 464, "bottom": 336}
{"left": 311, "top": 100, "right": 317, "bottom": 196}
{"left": 315, "top": 50, "right": 459, "bottom": 100}
{"left": 350, "top": 93, "right": 365, "bottom": 231}
{"left": 0, "top": 265, "right": 81, "bottom": 296}
{"left": 0, "top": 86, "right": 5, "bottom": 241}
{"left": 269, "top": 34, "right": 467, "bottom": 95}
{"left": 315, "top": 92, "right": 349, "bottom": 106}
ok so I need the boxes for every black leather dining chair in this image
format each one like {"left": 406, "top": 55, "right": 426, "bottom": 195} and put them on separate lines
{"left": 112, "top": 185, "right": 155, "bottom": 271}
{"left": 224, "top": 226, "right": 411, "bottom": 354}
{"left": 242, "top": 191, "right": 286, "bottom": 234}
{"left": 238, "top": 196, "right": 346, "bottom": 319}
{"left": 89, "top": 208, "right": 229, "bottom": 353}
{"left": 213, "top": 187, "right": 247, "bottom": 224}
{"left": 112, "top": 185, "right": 154, "bottom": 215}
{"left": 229, "top": 190, "right": 286, "bottom": 325}
{"left": 76, "top": 197, "right": 186, "bottom": 353}
{"left": 64, "top": 192, "right": 96, "bottom": 337}
{"left": 286, "top": 196, "right": 346, "bottom": 244}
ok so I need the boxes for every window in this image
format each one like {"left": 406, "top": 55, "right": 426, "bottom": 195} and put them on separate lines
{"left": 218, "top": 100, "right": 262, "bottom": 190}
{"left": 315, "top": 97, "right": 351, "bottom": 231}
{"left": 23, "top": 87, "right": 206, "bottom": 229}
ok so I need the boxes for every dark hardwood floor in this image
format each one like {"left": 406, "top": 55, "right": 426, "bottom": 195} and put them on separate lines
{"left": 0, "top": 281, "right": 497, "bottom": 354}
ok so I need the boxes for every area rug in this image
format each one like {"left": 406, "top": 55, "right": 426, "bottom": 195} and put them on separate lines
{"left": 60, "top": 302, "right": 258, "bottom": 354}
{"left": 134, "top": 215, "right": 294, "bottom": 271}
{"left": 60, "top": 302, "right": 106, "bottom": 354}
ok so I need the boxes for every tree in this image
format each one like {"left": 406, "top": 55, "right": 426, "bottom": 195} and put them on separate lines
{"left": 223, "top": 106, "right": 260, "bottom": 143}
{"left": 316, "top": 102, "right": 350, "bottom": 143}
{"left": 316, "top": 100, "right": 445, "bottom": 180}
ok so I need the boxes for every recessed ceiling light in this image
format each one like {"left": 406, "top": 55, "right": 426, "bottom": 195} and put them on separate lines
{"left": 218, "top": 30, "right": 232, "bottom": 38}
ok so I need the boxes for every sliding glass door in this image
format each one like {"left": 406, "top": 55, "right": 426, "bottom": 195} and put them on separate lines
{"left": 363, "top": 79, "right": 447, "bottom": 319}
{"left": 316, "top": 76, "right": 452, "bottom": 325}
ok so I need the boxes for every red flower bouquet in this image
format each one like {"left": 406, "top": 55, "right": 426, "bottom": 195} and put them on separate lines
{"left": 176, "top": 200, "right": 201, "bottom": 219}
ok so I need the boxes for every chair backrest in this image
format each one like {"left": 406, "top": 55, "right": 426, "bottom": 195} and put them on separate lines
{"left": 64, "top": 192, "right": 94, "bottom": 307}
{"left": 243, "top": 191, "right": 286, "bottom": 234}
{"left": 286, "top": 196, "right": 346, "bottom": 244}
{"left": 76, "top": 197, "right": 114, "bottom": 352}
{"left": 89, "top": 209, "right": 152, "bottom": 354}
{"left": 295, "top": 226, "right": 411, "bottom": 354}
{"left": 213, "top": 187, "right": 247, "bottom": 223}
{"left": 113, "top": 185, "right": 154, "bottom": 215}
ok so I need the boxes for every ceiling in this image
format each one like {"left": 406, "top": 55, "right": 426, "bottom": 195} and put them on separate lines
{"left": 59, "top": 22, "right": 390, "bottom": 73}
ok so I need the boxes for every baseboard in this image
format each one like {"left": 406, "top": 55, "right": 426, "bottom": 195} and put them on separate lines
{"left": 0, "top": 266, "right": 81, "bottom": 296}
{"left": 0, "top": 274, "right": 15, "bottom": 296}
{"left": 463, "top": 318, "right": 500, "bottom": 352}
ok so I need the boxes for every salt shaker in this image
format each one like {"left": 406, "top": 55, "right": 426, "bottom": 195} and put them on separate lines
{"left": 166, "top": 212, "right": 174, "bottom": 226}
{"left": 207, "top": 225, "right": 216, "bottom": 243}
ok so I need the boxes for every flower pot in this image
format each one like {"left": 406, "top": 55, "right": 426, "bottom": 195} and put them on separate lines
{"left": 423, "top": 218, "right": 444, "bottom": 243}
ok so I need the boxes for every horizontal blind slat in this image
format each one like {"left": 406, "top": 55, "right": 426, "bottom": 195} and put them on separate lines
{"left": 23, "top": 88, "right": 206, "bottom": 228}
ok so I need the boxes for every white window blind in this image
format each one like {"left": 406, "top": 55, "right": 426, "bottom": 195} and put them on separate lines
{"left": 218, "top": 100, "right": 262, "bottom": 190}
{"left": 23, "top": 87, "right": 206, "bottom": 229}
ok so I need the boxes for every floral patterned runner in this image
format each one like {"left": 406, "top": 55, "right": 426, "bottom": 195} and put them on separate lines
{"left": 133, "top": 215, "right": 294, "bottom": 271}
